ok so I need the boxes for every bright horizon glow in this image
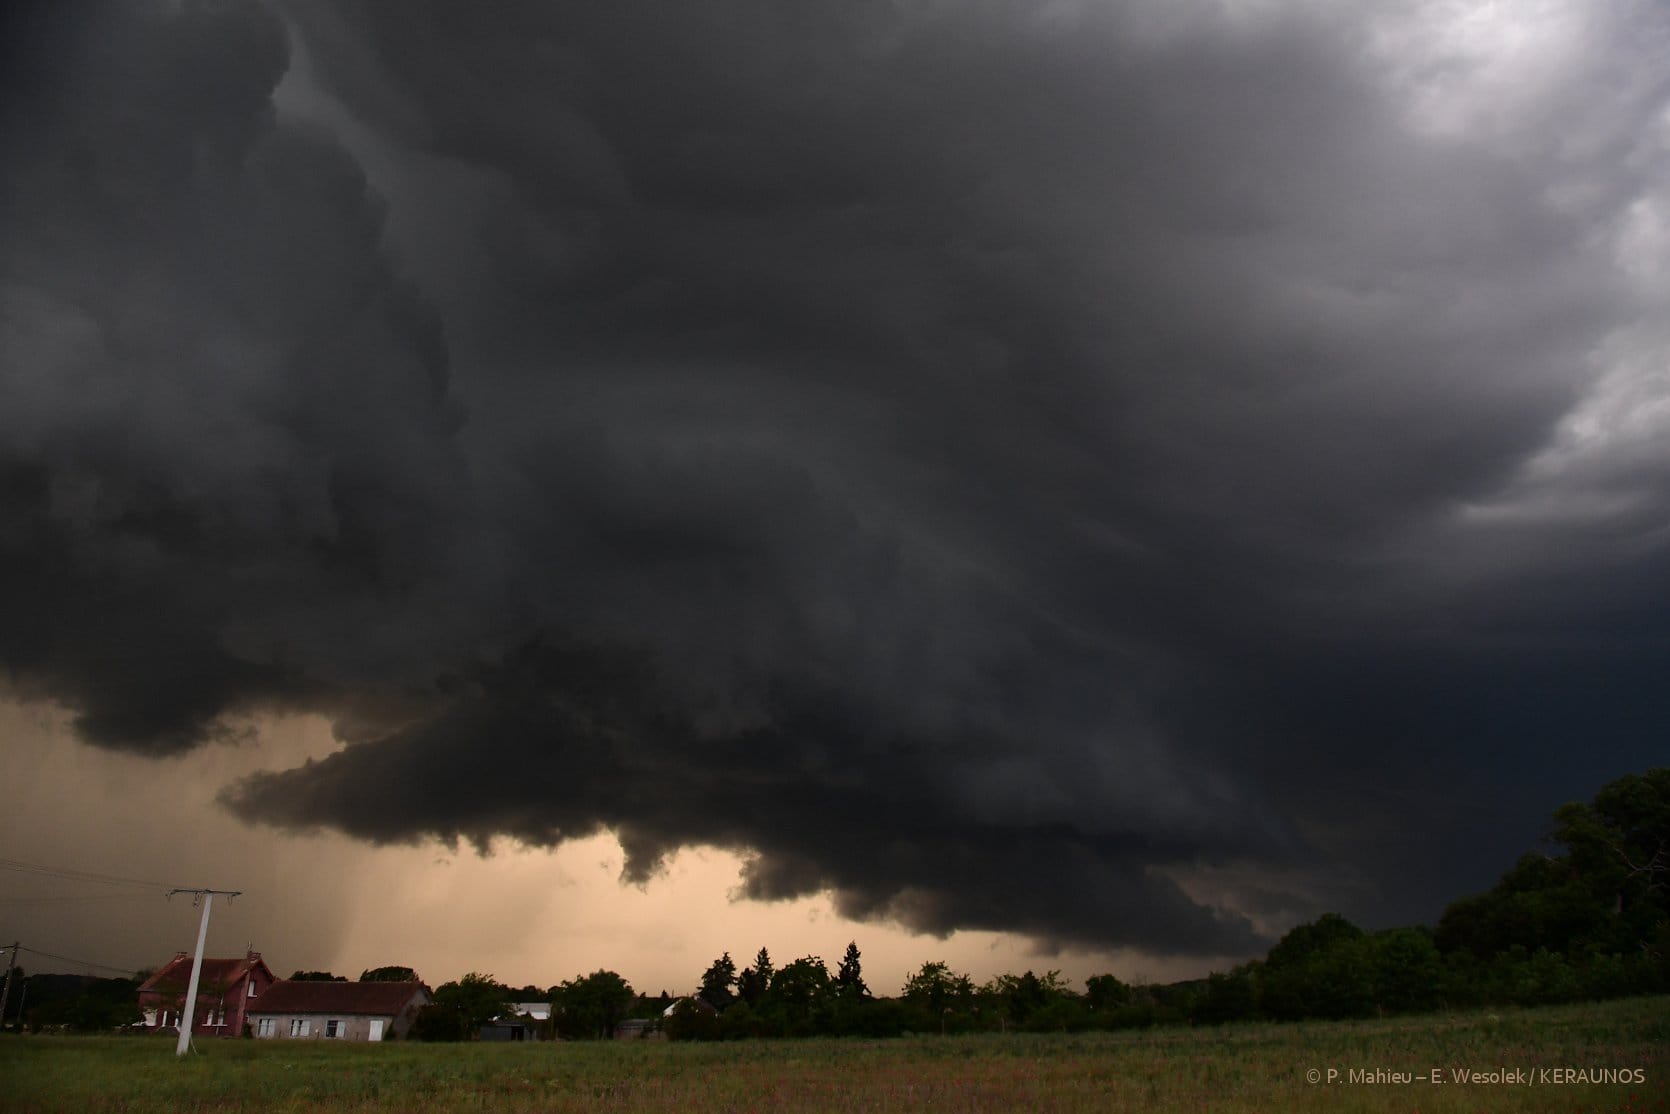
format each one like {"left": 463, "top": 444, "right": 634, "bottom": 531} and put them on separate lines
{"left": 0, "top": 700, "right": 1228, "bottom": 995}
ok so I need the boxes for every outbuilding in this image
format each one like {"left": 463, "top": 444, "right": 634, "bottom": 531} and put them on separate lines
{"left": 246, "top": 980, "right": 430, "bottom": 1041}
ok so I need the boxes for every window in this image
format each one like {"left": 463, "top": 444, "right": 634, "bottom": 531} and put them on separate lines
{"left": 248, "top": 981, "right": 258, "bottom": 997}
{"left": 290, "top": 1018, "right": 311, "bottom": 1037}
{"left": 256, "top": 1018, "right": 275, "bottom": 1037}
{"left": 325, "top": 1019, "right": 344, "bottom": 1039}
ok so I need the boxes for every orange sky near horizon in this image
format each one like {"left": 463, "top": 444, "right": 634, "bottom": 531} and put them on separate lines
{"left": 0, "top": 699, "right": 1233, "bottom": 997}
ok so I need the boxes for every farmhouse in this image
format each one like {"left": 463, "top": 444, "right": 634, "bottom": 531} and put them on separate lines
{"left": 246, "top": 980, "right": 431, "bottom": 1042}
{"left": 136, "top": 950, "right": 276, "bottom": 1038}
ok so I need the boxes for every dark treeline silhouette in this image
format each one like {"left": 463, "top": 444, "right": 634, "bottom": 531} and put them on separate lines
{"left": 660, "top": 768, "right": 1669, "bottom": 1038}
{"left": 659, "top": 947, "right": 1199, "bottom": 1038}
{"left": 1, "top": 972, "right": 141, "bottom": 1033}
{"left": 409, "top": 970, "right": 669, "bottom": 1041}
{"left": 1184, "top": 767, "right": 1668, "bottom": 1026}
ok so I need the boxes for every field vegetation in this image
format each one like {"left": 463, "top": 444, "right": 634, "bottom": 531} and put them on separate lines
{"left": 2, "top": 994, "right": 1665, "bottom": 1113}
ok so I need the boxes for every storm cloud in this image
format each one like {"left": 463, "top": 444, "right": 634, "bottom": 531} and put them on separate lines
{"left": 4, "top": 0, "right": 1669, "bottom": 957}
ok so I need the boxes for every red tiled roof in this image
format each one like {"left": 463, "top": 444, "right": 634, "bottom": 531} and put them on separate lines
{"left": 247, "top": 981, "right": 429, "bottom": 1016}
{"left": 138, "top": 953, "right": 269, "bottom": 993}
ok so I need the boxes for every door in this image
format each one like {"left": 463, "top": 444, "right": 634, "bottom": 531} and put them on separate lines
{"left": 368, "top": 1019, "right": 384, "bottom": 1042}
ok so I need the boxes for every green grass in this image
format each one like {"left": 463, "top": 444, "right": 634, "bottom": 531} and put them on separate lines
{"left": 3, "top": 996, "right": 1666, "bottom": 1112}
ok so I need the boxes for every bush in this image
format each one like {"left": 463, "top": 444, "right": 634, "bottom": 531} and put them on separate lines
{"left": 1191, "top": 968, "right": 1259, "bottom": 1025}
{"left": 1366, "top": 928, "right": 1444, "bottom": 1014}
{"left": 409, "top": 1004, "right": 468, "bottom": 1042}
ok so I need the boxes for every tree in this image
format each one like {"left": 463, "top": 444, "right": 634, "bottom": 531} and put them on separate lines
{"left": 1261, "top": 915, "right": 1372, "bottom": 1020}
{"left": 901, "top": 961, "right": 973, "bottom": 1013}
{"left": 698, "top": 952, "right": 737, "bottom": 1006}
{"left": 901, "top": 960, "right": 975, "bottom": 1033}
{"left": 410, "top": 1004, "right": 468, "bottom": 1041}
{"left": 1084, "top": 973, "right": 1130, "bottom": 1012}
{"left": 551, "top": 970, "right": 636, "bottom": 1040}
{"left": 429, "top": 972, "right": 510, "bottom": 1037}
{"left": 18, "top": 975, "right": 140, "bottom": 1033}
{"left": 1364, "top": 927, "right": 1443, "bottom": 1013}
{"left": 737, "top": 947, "right": 773, "bottom": 1006}
{"left": 360, "top": 966, "right": 420, "bottom": 983}
{"left": 1435, "top": 853, "right": 1603, "bottom": 958}
{"left": 982, "top": 970, "right": 1072, "bottom": 1028}
{"left": 1553, "top": 767, "right": 1670, "bottom": 950}
{"left": 1265, "top": 914, "right": 1363, "bottom": 971}
{"left": 765, "top": 956, "right": 831, "bottom": 1035}
{"left": 289, "top": 970, "right": 347, "bottom": 982}
{"left": 1436, "top": 768, "right": 1670, "bottom": 967}
{"left": 834, "top": 941, "right": 868, "bottom": 999}
{"left": 1192, "top": 965, "right": 1260, "bottom": 1025}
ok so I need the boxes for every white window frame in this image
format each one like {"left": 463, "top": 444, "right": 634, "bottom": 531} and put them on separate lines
{"left": 256, "top": 1018, "right": 275, "bottom": 1037}
{"left": 325, "top": 1019, "right": 344, "bottom": 1039}
{"left": 290, "top": 1018, "right": 311, "bottom": 1037}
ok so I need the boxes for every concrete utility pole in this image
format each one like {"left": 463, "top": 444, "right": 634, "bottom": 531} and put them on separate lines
{"left": 0, "top": 941, "right": 17, "bottom": 1031}
{"left": 167, "top": 890, "right": 241, "bottom": 1056}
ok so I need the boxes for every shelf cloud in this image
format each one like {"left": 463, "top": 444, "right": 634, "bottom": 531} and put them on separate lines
{"left": 4, "top": 0, "right": 1668, "bottom": 958}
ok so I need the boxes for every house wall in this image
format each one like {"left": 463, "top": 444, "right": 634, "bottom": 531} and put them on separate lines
{"left": 136, "top": 963, "right": 275, "bottom": 1037}
{"left": 250, "top": 1012, "right": 394, "bottom": 1041}
{"left": 136, "top": 996, "right": 240, "bottom": 1036}
{"left": 232, "top": 966, "right": 277, "bottom": 1034}
{"left": 250, "top": 994, "right": 425, "bottom": 1041}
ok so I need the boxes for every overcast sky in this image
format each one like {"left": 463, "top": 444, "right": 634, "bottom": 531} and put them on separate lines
{"left": 3, "top": 0, "right": 1668, "bottom": 993}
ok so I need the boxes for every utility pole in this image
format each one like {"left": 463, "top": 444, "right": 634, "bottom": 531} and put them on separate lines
{"left": 167, "top": 890, "right": 240, "bottom": 1056}
{"left": 0, "top": 941, "right": 17, "bottom": 1032}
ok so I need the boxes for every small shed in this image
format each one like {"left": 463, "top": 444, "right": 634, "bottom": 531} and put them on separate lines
{"left": 479, "top": 1019, "right": 534, "bottom": 1041}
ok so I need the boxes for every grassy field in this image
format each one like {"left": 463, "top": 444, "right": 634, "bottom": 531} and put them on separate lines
{"left": 3, "top": 996, "right": 1665, "bottom": 1113}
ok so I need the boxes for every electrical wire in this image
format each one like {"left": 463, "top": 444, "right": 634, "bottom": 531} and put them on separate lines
{"left": 15, "top": 945, "right": 139, "bottom": 977}
{"left": 0, "top": 893, "right": 164, "bottom": 907}
{"left": 0, "top": 857, "right": 179, "bottom": 891}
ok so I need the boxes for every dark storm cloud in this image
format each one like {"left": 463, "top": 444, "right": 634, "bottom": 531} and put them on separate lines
{"left": 2, "top": 0, "right": 495, "bottom": 750}
{"left": 229, "top": 639, "right": 1266, "bottom": 954}
{"left": 6, "top": 0, "right": 1669, "bottom": 954}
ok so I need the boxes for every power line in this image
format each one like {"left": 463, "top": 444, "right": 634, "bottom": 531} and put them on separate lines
{"left": 0, "top": 893, "right": 161, "bottom": 907}
{"left": 0, "top": 857, "right": 179, "bottom": 891}
{"left": 15, "top": 945, "right": 138, "bottom": 977}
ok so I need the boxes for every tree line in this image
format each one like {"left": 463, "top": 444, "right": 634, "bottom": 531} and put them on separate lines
{"left": 409, "top": 768, "right": 1666, "bottom": 1039}
{"left": 657, "top": 766, "right": 1668, "bottom": 1036}
{"left": 1185, "top": 766, "right": 1668, "bottom": 1026}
